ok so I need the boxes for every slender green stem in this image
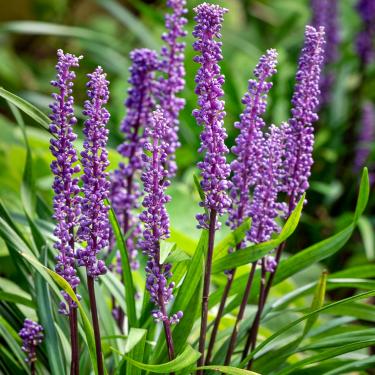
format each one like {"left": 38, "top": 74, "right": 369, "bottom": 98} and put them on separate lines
{"left": 197, "top": 210, "right": 217, "bottom": 375}
{"left": 87, "top": 274, "right": 104, "bottom": 375}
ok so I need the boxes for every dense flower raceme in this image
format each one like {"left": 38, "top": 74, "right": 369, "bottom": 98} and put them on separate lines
{"left": 249, "top": 124, "right": 288, "bottom": 247}
{"left": 111, "top": 48, "right": 159, "bottom": 270}
{"left": 19, "top": 319, "right": 44, "bottom": 364}
{"left": 356, "top": 0, "right": 375, "bottom": 65}
{"left": 76, "top": 67, "right": 110, "bottom": 278}
{"left": 158, "top": 0, "right": 188, "bottom": 177}
{"left": 355, "top": 103, "right": 375, "bottom": 172}
{"left": 192, "top": 2, "right": 232, "bottom": 229}
{"left": 228, "top": 49, "right": 278, "bottom": 230}
{"left": 140, "top": 108, "right": 182, "bottom": 324}
{"left": 49, "top": 49, "right": 82, "bottom": 314}
{"left": 311, "top": 0, "right": 339, "bottom": 105}
{"left": 284, "top": 25, "right": 325, "bottom": 211}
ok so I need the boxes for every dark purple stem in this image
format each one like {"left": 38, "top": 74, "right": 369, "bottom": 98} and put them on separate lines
{"left": 31, "top": 361, "right": 36, "bottom": 375}
{"left": 205, "top": 269, "right": 235, "bottom": 365}
{"left": 241, "top": 240, "right": 286, "bottom": 366}
{"left": 87, "top": 274, "right": 104, "bottom": 375}
{"left": 197, "top": 209, "right": 217, "bottom": 374}
{"left": 69, "top": 307, "right": 79, "bottom": 375}
{"left": 224, "top": 262, "right": 257, "bottom": 365}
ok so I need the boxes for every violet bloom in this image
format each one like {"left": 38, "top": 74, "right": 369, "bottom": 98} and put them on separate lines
{"left": 311, "top": 0, "right": 339, "bottom": 105}
{"left": 192, "top": 3, "right": 231, "bottom": 229}
{"left": 354, "top": 103, "right": 375, "bottom": 171}
{"left": 284, "top": 25, "right": 325, "bottom": 211}
{"left": 111, "top": 48, "right": 159, "bottom": 270}
{"left": 77, "top": 67, "right": 110, "bottom": 278}
{"left": 140, "top": 107, "right": 182, "bottom": 325}
{"left": 49, "top": 49, "right": 81, "bottom": 314}
{"left": 356, "top": 0, "right": 375, "bottom": 65}
{"left": 19, "top": 319, "right": 43, "bottom": 364}
{"left": 158, "top": 0, "right": 188, "bottom": 177}
{"left": 249, "top": 124, "right": 288, "bottom": 244}
{"left": 228, "top": 49, "right": 278, "bottom": 230}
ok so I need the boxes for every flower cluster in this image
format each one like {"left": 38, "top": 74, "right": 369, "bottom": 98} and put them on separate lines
{"left": 140, "top": 100, "right": 170, "bottom": 318}
{"left": 356, "top": 0, "right": 375, "bottom": 65}
{"left": 140, "top": 108, "right": 182, "bottom": 324}
{"left": 284, "top": 25, "right": 325, "bottom": 211}
{"left": 192, "top": 3, "right": 232, "bottom": 229}
{"left": 49, "top": 49, "right": 82, "bottom": 314}
{"left": 228, "top": 49, "right": 278, "bottom": 229}
{"left": 77, "top": 67, "right": 110, "bottom": 278}
{"left": 158, "top": 0, "right": 188, "bottom": 177}
{"left": 248, "top": 124, "right": 288, "bottom": 244}
{"left": 311, "top": 0, "right": 339, "bottom": 105}
{"left": 19, "top": 319, "right": 44, "bottom": 364}
{"left": 111, "top": 48, "right": 159, "bottom": 269}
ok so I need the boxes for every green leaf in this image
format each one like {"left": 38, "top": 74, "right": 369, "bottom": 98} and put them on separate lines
{"left": 275, "top": 340, "right": 375, "bottom": 375}
{"left": 213, "top": 218, "right": 251, "bottom": 261}
{"left": 121, "top": 344, "right": 200, "bottom": 373}
{"left": 274, "top": 225, "right": 353, "bottom": 284}
{"left": 212, "top": 195, "right": 304, "bottom": 273}
{"left": 196, "top": 366, "right": 260, "bottom": 374}
{"left": 152, "top": 230, "right": 207, "bottom": 362}
{"left": 35, "top": 247, "right": 66, "bottom": 375}
{"left": 107, "top": 201, "right": 137, "bottom": 327}
{"left": 95, "top": 0, "right": 158, "bottom": 49}
{"left": 18, "top": 252, "right": 98, "bottom": 375}
{"left": 125, "top": 328, "right": 147, "bottom": 375}
{"left": 0, "top": 87, "right": 50, "bottom": 133}
{"left": 240, "top": 289, "right": 375, "bottom": 367}
{"left": 11, "top": 104, "right": 36, "bottom": 219}
{"left": 302, "top": 270, "right": 327, "bottom": 337}
{"left": 354, "top": 167, "right": 369, "bottom": 221}
{"left": 0, "top": 21, "right": 119, "bottom": 49}
{"left": 358, "top": 216, "right": 375, "bottom": 261}
{"left": 322, "top": 356, "right": 375, "bottom": 375}
{"left": 0, "top": 291, "right": 34, "bottom": 308}
{"left": 0, "top": 317, "right": 29, "bottom": 372}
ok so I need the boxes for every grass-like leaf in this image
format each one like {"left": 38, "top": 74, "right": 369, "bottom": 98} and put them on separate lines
{"left": 119, "top": 344, "right": 200, "bottom": 373}
{"left": 212, "top": 195, "right": 305, "bottom": 273}
{"left": 107, "top": 200, "right": 138, "bottom": 327}
{"left": 0, "top": 87, "right": 50, "bottom": 133}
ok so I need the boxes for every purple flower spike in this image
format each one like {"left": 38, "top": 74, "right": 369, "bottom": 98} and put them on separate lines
{"left": 77, "top": 67, "right": 110, "bottom": 278}
{"left": 140, "top": 107, "right": 182, "bottom": 324}
{"left": 356, "top": 0, "right": 375, "bottom": 65}
{"left": 158, "top": 0, "right": 188, "bottom": 177}
{"left": 49, "top": 49, "right": 82, "bottom": 313}
{"left": 354, "top": 103, "right": 375, "bottom": 171}
{"left": 311, "top": 0, "right": 340, "bottom": 105}
{"left": 19, "top": 319, "right": 43, "bottom": 364}
{"left": 284, "top": 25, "right": 325, "bottom": 211}
{"left": 111, "top": 48, "right": 159, "bottom": 270}
{"left": 249, "top": 124, "right": 288, "bottom": 244}
{"left": 192, "top": 3, "right": 232, "bottom": 229}
{"left": 228, "top": 49, "right": 278, "bottom": 230}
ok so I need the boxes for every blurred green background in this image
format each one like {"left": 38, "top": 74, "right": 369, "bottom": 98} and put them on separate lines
{"left": 0, "top": 0, "right": 374, "bottom": 278}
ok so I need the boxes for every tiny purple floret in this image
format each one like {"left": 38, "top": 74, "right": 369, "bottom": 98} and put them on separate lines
{"left": 77, "top": 66, "right": 110, "bottom": 278}
{"left": 49, "top": 49, "right": 82, "bottom": 314}
{"left": 192, "top": 2, "right": 232, "bottom": 229}
{"left": 19, "top": 319, "right": 43, "bottom": 364}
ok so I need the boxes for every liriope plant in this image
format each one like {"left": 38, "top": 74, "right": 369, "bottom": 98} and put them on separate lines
{"left": 0, "top": 1, "right": 373, "bottom": 375}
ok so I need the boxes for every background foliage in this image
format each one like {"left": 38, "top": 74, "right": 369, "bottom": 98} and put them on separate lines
{"left": 0, "top": 0, "right": 374, "bottom": 374}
